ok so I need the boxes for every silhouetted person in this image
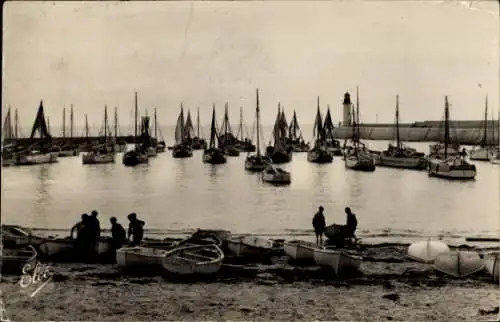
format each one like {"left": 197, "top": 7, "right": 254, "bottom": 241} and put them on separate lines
{"left": 110, "top": 217, "right": 126, "bottom": 249}
{"left": 71, "top": 214, "right": 90, "bottom": 256}
{"left": 312, "top": 206, "right": 326, "bottom": 244}
{"left": 127, "top": 213, "right": 145, "bottom": 246}
{"left": 87, "top": 210, "right": 101, "bottom": 256}
{"left": 344, "top": 207, "right": 358, "bottom": 239}
{"left": 70, "top": 214, "right": 89, "bottom": 240}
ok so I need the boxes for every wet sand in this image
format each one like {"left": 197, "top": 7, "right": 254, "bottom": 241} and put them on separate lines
{"left": 1, "top": 244, "right": 499, "bottom": 321}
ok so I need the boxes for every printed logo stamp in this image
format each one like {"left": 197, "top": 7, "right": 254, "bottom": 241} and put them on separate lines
{"left": 18, "top": 261, "right": 54, "bottom": 298}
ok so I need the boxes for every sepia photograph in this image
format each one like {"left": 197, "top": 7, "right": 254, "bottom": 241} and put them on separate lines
{"left": 1, "top": 0, "right": 499, "bottom": 321}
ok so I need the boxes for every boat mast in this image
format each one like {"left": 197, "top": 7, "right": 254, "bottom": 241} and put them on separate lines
{"left": 154, "top": 108, "right": 158, "bottom": 140}
{"left": 356, "top": 86, "right": 360, "bottom": 145}
{"left": 104, "top": 105, "right": 108, "bottom": 141}
{"left": 483, "top": 95, "right": 488, "bottom": 146}
{"left": 114, "top": 107, "right": 118, "bottom": 139}
{"left": 134, "top": 91, "right": 138, "bottom": 148}
{"left": 70, "top": 104, "right": 74, "bottom": 138}
{"left": 239, "top": 106, "right": 244, "bottom": 141}
{"left": 444, "top": 96, "right": 449, "bottom": 159}
{"left": 62, "top": 107, "right": 66, "bottom": 138}
{"left": 85, "top": 114, "right": 89, "bottom": 139}
{"left": 210, "top": 105, "right": 216, "bottom": 148}
{"left": 395, "top": 94, "right": 401, "bottom": 149}
{"left": 14, "top": 108, "right": 18, "bottom": 140}
{"left": 47, "top": 117, "right": 51, "bottom": 135}
{"left": 256, "top": 89, "right": 261, "bottom": 157}
{"left": 497, "top": 109, "right": 500, "bottom": 148}
{"left": 180, "top": 103, "right": 185, "bottom": 142}
{"left": 196, "top": 107, "right": 200, "bottom": 138}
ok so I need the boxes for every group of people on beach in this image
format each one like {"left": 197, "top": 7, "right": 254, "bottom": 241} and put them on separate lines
{"left": 70, "top": 211, "right": 146, "bottom": 255}
{"left": 312, "top": 206, "right": 358, "bottom": 245}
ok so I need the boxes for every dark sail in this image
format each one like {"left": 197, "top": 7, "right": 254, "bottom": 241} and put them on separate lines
{"left": 29, "top": 100, "right": 51, "bottom": 140}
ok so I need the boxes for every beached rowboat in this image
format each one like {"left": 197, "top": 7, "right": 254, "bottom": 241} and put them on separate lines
{"left": 38, "top": 237, "right": 114, "bottom": 257}
{"left": 313, "top": 247, "right": 362, "bottom": 276}
{"left": 283, "top": 240, "right": 322, "bottom": 262}
{"left": 116, "top": 247, "right": 169, "bottom": 268}
{"left": 161, "top": 244, "right": 224, "bottom": 275}
{"left": 407, "top": 239, "right": 450, "bottom": 264}
{"left": 1, "top": 245, "right": 37, "bottom": 275}
{"left": 433, "top": 251, "right": 484, "bottom": 278}
{"left": 482, "top": 253, "right": 499, "bottom": 283}
{"left": 227, "top": 236, "right": 274, "bottom": 257}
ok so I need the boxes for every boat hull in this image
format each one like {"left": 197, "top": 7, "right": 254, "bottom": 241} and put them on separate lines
{"left": 307, "top": 149, "right": 333, "bottom": 163}
{"left": 122, "top": 150, "right": 149, "bottom": 166}
{"left": 428, "top": 158, "right": 476, "bottom": 180}
{"left": 407, "top": 240, "right": 450, "bottom": 264}
{"left": 378, "top": 155, "right": 427, "bottom": 170}
{"left": 345, "top": 155, "right": 376, "bottom": 172}
{"left": 82, "top": 152, "right": 115, "bottom": 164}
{"left": 244, "top": 155, "right": 271, "bottom": 172}
{"left": 116, "top": 247, "right": 168, "bottom": 268}
{"left": 227, "top": 236, "right": 273, "bottom": 257}
{"left": 172, "top": 145, "right": 193, "bottom": 158}
{"left": 162, "top": 244, "right": 224, "bottom": 275}
{"left": 266, "top": 148, "right": 293, "bottom": 164}
{"left": 313, "top": 248, "right": 362, "bottom": 276}
{"left": 283, "top": 240, "right": 320, "bottom": 263}
{"left": 224, "top": 146, "right": 240, "bottom": 157}
{"left": 482, "top": 253, "right": 499, "bottom": 283}
{"left": 433, "top": 251, "right": 484, "bottom": 278}
{"left": 15, "top": 152, "right": 58, "bottom": 166}
{"left": 203, "top": 149, "right": 227, "bottom": 164}
{"left": 469, "top": 147, "right": 494, "bottom": 161}
{"left": 1, "top": 246, "right": 38, "bottom": 275}
{"left": 262, "top": 171, "right": 291, "bottom": 184}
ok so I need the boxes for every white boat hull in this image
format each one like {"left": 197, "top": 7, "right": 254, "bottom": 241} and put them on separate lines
{"left": 116, "top": 247, "right": 168, "bottom": 268}
{"left": 469, "top": 147, "right": 494, "bottom": 161}
{"left": 345, "top": 155, "right": 376, "bottom": 171}
{"left": 428, "top": 158, "right": 476, "bottom": 180}
{"left": 38, "top": 239, "right": 74, "bottom": 257}
{"left": 16, "top": 152, "right": 58, "bottom": 165}
{"left": 433, "top": 251, "right": 484, "bottom": 278}
{"left": 227, "top": 236, "right": 273, "bottom": 257}
{"left": 161, "top": 244, "right": 224, "bottom": 275}
{"left": 283, "top": 240, "right": 319, "bottom": 262}
{"left": 407, "top": 240, "right": 450, "bottom": 264}
{"left": 313, "top": 248, "right": 362, "bottom": 276}
{"left": 482, "top": 253, "right": 499, "bottom": 283}
{"left": 82, "top": 152, "right": 115, "bottom": 164}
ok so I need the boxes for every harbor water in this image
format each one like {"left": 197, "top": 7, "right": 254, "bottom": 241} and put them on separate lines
{"left": 2, "top": 139, "right": 498, "bottom": 245}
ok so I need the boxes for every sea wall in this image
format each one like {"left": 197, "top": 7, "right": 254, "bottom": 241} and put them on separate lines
{"left": 333, "top": 127, "right": 498, "bottom": 145}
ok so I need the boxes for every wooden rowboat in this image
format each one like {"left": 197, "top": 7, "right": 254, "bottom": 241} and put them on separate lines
{"left": 482, "top": 252, "right": 499, "bottom": 283}
{"left": 283, "top": 240, "right": 322, "bottom": 263}
{"left": 116, "top": 246, "right": 168, "bottom": 269}
{"left": 313, "top": 247, "right": 363, "bottom": 276}
{"left": 433, "top": 251, "right": 484, "bottom": 278}
{"left": 1, "top": 245, "right": 37, "bottom": 275}
{"left": 161, "top": 244, "right": 224, "bottom": 275}
{"left": 407, "top": 239, "right": 450, "bottom": 264}
{"left": 227, "top": 236, "right": 274, "bottom": 257}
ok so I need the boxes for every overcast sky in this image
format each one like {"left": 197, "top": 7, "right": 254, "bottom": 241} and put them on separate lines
{"left": 3, "top": 1, "right": 499, "bottom": 130}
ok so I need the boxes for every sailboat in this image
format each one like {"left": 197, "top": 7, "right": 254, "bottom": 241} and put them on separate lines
{"left": 189, "top": 107, "right": 207, "bottom": 150}
{"left": 490, "top": 110, "right": 500, "bottom": 164}
{"left": 82, "top": 105, "right": 115, "bottom": 164}
{"left": 57, "top": 106, "right": 79, "bottom": 157}
{"left": 153, "top": 108, "right": 166, "bottom": 153}
{"left": 323, "top": 106, "right": 343, "bottom": 156}
{"left": 203, "top": 105, "right": 226, "bottom": 164}
{"left": 218, "top": 103, "right": 240, "bottom": 157}
{"left": 344, "top": 87, "right": 376, "bottom": 172}
{"left": 307, "top": 97, "right": 333, "bottom": 164}
{"left": 428, "top": 96, "right": 476, "bottom": 180}
{"left": 245, "top": 89, "right": 272, "bottom": 171}
{"left": 172, "top": 104, "right": 193, "bottom": 158}
{"left": 266, "top": 104, "right": 293, "bottom": 164}
{"left": 377, "top": 95, "right": 427, "bottom": 170}
{"left": 469, "top": 95, "right": 494, "bottom": 161}
{"left": 15, "top": 100, "right": 58, "bottom": 166}
{"left": 235, "top": 107, "right": 256, "bottom": 152}
{"left": 286, "top": 110, "right": 310, "bottom": 152}
{"left": 1, "top": 107, "right": 20, "bottom": 166}
{"left": 113, "top": 107, "right": 127, "bottom": 152}
{"left": 122, "top": 92, "right": 149, "bottom": 167}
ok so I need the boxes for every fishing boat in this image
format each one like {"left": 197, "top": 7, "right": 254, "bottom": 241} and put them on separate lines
{"left": 172, "top": 104, "right": 193, "bottom": 158}
{"left": 1, "top": 246, "right": 37, "bottom": 275}
{"left": 55, "top": 106, "right": 79, "bottom": 157}
{"left": 286, "top": 110, "right": 310, "bottom": 152}
{"left": 245, "top": 89, "right": 272, "bottom": 171}
{"left": 428, "top": 97, "right": 476, "bottom": 180}
{"left": 153, "top": 108, "right": 166, "bottom": 153}
{"left": 283, "top": 240, "right": 322, "bottom": 263}
{"left": 123, "top": 92, "right": 149, "bottom": 167}
{"left": 227, "top": 235, "right": 274, "bottom": 257}
{"left": 161, "top": 244, "right": 224, "bottom": 275}
{"left": 407, "top": 239, "right": 450, "bottom": 264}
{"left": 1, "top": 107, "right": 21, "bottom": 166}
{"left": 343, "top": 88, "right": 376, "bottom": 172}
{"left": 187, "top": 107, "right": 207, "bottom": 150}
{"left": 262, "top": 163, "right": 291, "bottom": 185}
{"left": 37, "top": 237, "right": 114, "bottom": 258}
{"left": 469, "top": 95, "right": 495, "bottom": 161}
{"left": 15, "top": 101, "right": 58, "bottom": 166}
{"left": 377, "top": 95, "right": 427, "bottom": 170}
{"left": 116, "top": 246, "right": 169, "bottom": 269}
{"left": 482, "top": 253, "right": 499, "bottom": 283}
{"left": 218, "top": 103, "right": 240, "bottom": 157}
{"left": 266, "top": 104, "right": 293, "bottom": 163}
{"left": 323, "top": 106, "right": 343, "bottom": 156}
{"left": 433, "top": 251, "right": 484, "bottom": 278}
{"left": 234, "top": 106, "right": 256, "bottom": 152}
{"left": 307, "top": 97, "right": 333, "bottom": 164}
{"left": 82, "top": 105, "right": 115, "bottom": 164}
{"left": 490, "top": 110, "right": 500, "bottom": 164}
{"left": 203, "top": 106, "right": 227, "bottom": 164}
{"left": 313, "top": 247, "right": 363, "bottom": 276}
{"left": 113, "top": 107, "right": 127, "bottom": 152}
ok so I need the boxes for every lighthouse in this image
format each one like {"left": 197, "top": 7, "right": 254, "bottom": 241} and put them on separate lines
{"left": 342, "top": 92, "right": 352, "bottom": 127}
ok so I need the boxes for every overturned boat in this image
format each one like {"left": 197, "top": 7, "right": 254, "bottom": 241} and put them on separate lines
{"left": 432, "top": 251, "right": 484, "bottom": 278}
{"left": 407, "top": 239, "right": 450, "bottom": 264}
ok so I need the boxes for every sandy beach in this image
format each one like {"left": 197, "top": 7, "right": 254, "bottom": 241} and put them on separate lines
{"left": 1, "top": 244, "right": 499, "bottom": 321}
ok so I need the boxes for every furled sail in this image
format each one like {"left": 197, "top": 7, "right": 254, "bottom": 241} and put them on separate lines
{"left": 174, "top": 106, "right": 185, "bottom": 144}
{"left": 184, "top": 110, "right": 195, "bottom": 139}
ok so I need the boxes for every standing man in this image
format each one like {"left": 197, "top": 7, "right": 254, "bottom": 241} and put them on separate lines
{"left": 87, "top": 210, "right": 101, "bottom": 257}
{"left": 312, "top": 206, "right": 326, "bottom": 244}
{"left": 127, "top": 213, "right": 146, "bottom": 246}
{"left": 110, "top": 217, "right": 126, "bottom": 250}
{"left": 344, "top": 207, "right": 358, "bottom": 239}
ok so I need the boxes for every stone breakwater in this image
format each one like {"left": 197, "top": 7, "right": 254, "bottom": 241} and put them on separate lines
{"left": 333, "top": 127, "right": 497, "bottom": 145}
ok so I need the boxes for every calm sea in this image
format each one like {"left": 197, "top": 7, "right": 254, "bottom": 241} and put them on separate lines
{"left": 2, "top": 124, "right": 499, "bottom": 245}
